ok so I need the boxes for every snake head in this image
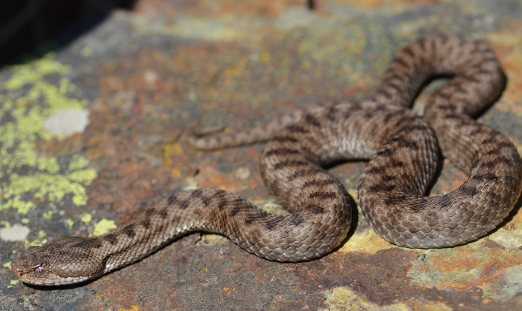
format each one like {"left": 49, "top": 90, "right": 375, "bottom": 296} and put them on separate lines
{"left": 11, "top": 237, "right": 106, "bottom": 286}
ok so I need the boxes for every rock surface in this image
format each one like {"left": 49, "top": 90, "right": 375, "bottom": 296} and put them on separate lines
{"left": 1, "top": 0, "right": 522, "bottom": 310}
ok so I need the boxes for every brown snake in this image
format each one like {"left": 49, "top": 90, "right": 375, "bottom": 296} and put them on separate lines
{"left": 12, "top": 34, "right": 522, "bottom": 286}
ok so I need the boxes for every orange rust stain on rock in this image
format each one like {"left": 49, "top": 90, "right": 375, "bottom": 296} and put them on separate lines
{"left": 194, "top": 164, "right": 265, "bottom": 196}
{"left": 436, "top": 162, "right": 466, "bottom": 194}
{"left": 36, "top": 133, "right": 84, "bottom": 157}
{"left": 342, "top": 79, "right": 367, "bottom": 99}
{"left": 292, "top": 82, "right": 319, "bottom": 97}
{"left": 245, "top": 146, "right": 263, "bottom": 160}
{"left": 450, "top": 179, "right": 465, "bottom": 191}
{"left": 195, "top": 166, "right": 243, "bottom": 192}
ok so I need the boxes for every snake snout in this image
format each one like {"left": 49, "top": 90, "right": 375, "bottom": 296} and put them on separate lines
{"left": 10, "top": 264, "right": 23, "bottom": 279}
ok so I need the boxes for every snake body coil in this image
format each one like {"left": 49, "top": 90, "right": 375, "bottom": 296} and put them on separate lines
{"left": 12, "top": 34, "right": 522, "bottom": 286}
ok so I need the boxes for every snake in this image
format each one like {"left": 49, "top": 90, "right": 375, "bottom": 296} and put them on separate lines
{"left": 11, "top": 34, "right": 522, "bottom": 286}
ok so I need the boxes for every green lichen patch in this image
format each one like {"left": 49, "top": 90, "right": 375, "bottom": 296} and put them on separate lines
{"left": 91, "top": 219, "right": 118, "bottom": 237}
{"left": 0, "top": 54, "right": 97, "bottom": 215}
{"left": 7, "top": 280, "right": 19, "bottom": 289}
{"left": 80, "top": 213, "right": 92, "bottom": 223}
{"left": 24, "top": 230, "right": 48, "bottom": 248}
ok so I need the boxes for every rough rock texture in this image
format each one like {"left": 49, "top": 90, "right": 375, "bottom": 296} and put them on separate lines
{"left": 1, "top": 0, "right": 522, "bottom": 310}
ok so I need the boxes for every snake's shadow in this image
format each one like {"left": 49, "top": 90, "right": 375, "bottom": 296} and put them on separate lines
{"left": 22, "top": 277, "right": 99, "bottom": 291}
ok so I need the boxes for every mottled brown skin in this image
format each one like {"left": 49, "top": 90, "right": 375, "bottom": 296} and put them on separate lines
{"left": 11, "top": 34, "right": 522, "bottom": 286}
{"left": 362, "top": 34, "right": 522, "bottom": 247}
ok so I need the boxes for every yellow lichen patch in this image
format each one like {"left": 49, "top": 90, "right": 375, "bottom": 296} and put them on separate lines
{"left": 224, "top": 58, "right": 247, "bottom": 78}
{"left": 260, "top": 50, "right": 270, "bottom": 64}
{"left": 42, "top": 208, "right": 55, "bottom": 219}
{"left": 81, "top": 47, "right": 92, "bottom": 58}
{"left": 254, "top": 200, "right": 289, "bottom": 216}
{"left": 322, "top": 286, "right": 451, "bottom": 311}
{"left": 4, "top": 56, "right": 70, "bottom": 90}
{"left": 91, "top": 219, "right": 118, "bottom": 237}
{"left": 68, "top": 154, "right": 90, "bottom": 171}
{"left": 339, "top": 226, "right": 397, "bottom": 254}
{"left": 2, "top": 173, "right": 90, "bottom": 213}
{"left": 7, "top": 280, "right": 19, "bottom": 289}
{"left": 81, "top": 213, "right": 93, "bottom": 223}
{"left": 68, "top": 169, "right": 98, "bottom": 185}
{"left": 198, "top": 234, "right": 229, "bottom": 246}
{"left": 407, "top": 241, "right": 522, "bottom": 301}
{"left": 162, "top": 142, "right": 184, "bottom": 166}
{"left": 219, "top": 282, "right": 236, "bottom": 304}
{"left": 0, "top": 54, "right": 97, "bottom": 215}
{"left": 24, "top": 231, "right": 48, "bottom": 248}
{"left": 338, "top": 204, "right": 397, "bottom": 254}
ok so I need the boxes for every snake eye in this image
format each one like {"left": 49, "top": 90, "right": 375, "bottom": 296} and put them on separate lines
{"left": 34, "top": 266, "right": 46, "bottom": 275}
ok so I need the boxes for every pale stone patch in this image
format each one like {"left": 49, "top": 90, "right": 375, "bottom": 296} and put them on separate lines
{"left": 480, "top": 265, "right": 522, "bottom": 301}
{"left": 144, "top": 70, "right": 158, "bottom": 86}
{"left": 0, "top": 224, "right": 30, "bottom": 242}
{"left": 234, "top": 167, "right": 251, "bottom": 180}
{"left": 43, "top": 109, "right": 89, "bottom": 136}
{"left": 197, "top": 234, "right": 229, "bottom": 246}
{"left": 321, "top": 286, "right": 452, "bottom": 311}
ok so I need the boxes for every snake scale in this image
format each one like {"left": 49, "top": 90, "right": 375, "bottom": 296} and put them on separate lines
{"left": 12, "top": 34, "right": 522, "bottom": 286}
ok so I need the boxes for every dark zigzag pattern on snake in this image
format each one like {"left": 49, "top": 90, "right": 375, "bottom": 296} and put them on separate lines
{"left": 12, "top": 34, "right": 522, "bottom": 286}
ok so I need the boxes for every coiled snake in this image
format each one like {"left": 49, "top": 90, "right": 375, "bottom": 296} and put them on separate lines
{"left": 11, "top": 34, "right": 522, "bottom": 286}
